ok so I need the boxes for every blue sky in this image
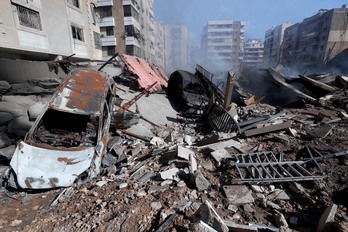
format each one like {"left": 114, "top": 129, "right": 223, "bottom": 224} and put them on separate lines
{"left": 154, "top": 0, "right": 347, "bottom": 46}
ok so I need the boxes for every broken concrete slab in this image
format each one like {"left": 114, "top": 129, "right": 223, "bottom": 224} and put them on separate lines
{"left": 150, "top": 136, "right": 165, "bottom": 147}
{"left": 27, "top": 102, "right": 46, "bottom": 121}
{"left": 0, "top": 80, "right": 11, "bottom": 93}
{"left": 194, "top": 170, "right": 211, "bottom": 191}
{"left": 244, "top": 121, "right": 292, "bottom": 137}
{"left": 11, "top": 82, "right": 53, "bottom": 95}
{"left": 210, "top": 149, "right": 232, "bottom": 165}
{"left": 191, "top": 200, "right": 229, "bottom": 232}
{"left": 223, "top": 185, "right": 254, "bottom": 205}
{"left": 147, "top": 184, "right": 170, "bottom": 194}
{"left": 200, "top": 139, "right": 242, "bottom": 151}
{"left": 190, "top": 221, "right": 218, "bottom": 232}
{"left": 0, "top": 145, "right": 16, "bottom": 159}
{"left": 159, "top": 168, "right": 180, "bottom": 180}
{"left": 273, "top": 210, "right": 289, "bottom": 228}
{"left": 7, "top": 116, "right": 34, "bottom": 137}
{"left": 0, "top": 132, "right": 12, "bottom": 149}
{"left": 317, "top": 204, "right": 338, "bottom": 232}
{"left": 126, "top": 123, "right": 154, "bottom": 139}
{"left": 190, "top": 153, "right": 198, "bottom": 173}
{"left": 0, "top": 102, "right": 27, "bottom": 117}
{"left": 223, "top": 220, "right": 258, "bottom": 232}
{"left": 0, "top": 112, "right": 14, "bottom": 126}
{"left": 307, "top": 124, "right": 332, "bottom": 138}
{"left": 177, "top": 145, "right": 194, "bottom": 161}
{"left": 266, "top": 189, "right": 290, "bottom": 201}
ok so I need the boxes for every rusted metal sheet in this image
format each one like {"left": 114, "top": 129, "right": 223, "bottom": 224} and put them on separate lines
{"left": 49, "top": 68, "right": 109, "bottom": 115}
{"left": 10, "top": 141, "right": 95, "bottom": 189}
{"left": 121, "top": 54, "right": 168, "bottom": 92}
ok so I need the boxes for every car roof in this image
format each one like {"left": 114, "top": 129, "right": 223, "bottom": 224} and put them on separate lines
{"left": 49, "top": 68, "right": 110, "bottom": 115}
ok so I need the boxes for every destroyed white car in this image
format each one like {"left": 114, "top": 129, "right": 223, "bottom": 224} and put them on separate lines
{"left": 7, "top": 68, "right": 116, "bottom": 189}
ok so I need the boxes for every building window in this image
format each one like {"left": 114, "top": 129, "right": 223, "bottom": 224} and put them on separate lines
{"left": 67, "top": 0, "right": 79, "bottom": 8}
{"left": 14, "top": 4, "right": 42, "bottom": 30}
{"left": 97, "top": 6, "right": 112, "bottom": 18}
{"left": 90, "top": 4, "right": 97, "bottom": 25}
{"left": 102, "top": 46, "right": 116, "bottom": 56}
{"left": 71, "top": 25, "right": 84, "bottom": 41}
{"left": 93, "top": 32, "right": 101, "bottom": 49}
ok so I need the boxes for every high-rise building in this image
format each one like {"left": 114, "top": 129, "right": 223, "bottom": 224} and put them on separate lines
{"left": 263, "top": 22, "right": 294, "bottom": 68}
{"left": 154, "top": 22, "right": 165, "bottom": 68}
{"left": 96, "top": 0, "right": 125, "bottom": 59}
{"left": 96, "top": 0, "right": 156, "bottom": 62}
{"left": 0, "top": 0, "right": 102, "bottom": 61}
{"left": 281, "top": 7, "right": 348, "bottom": 70}
{"left": 164, "top": 24, "right": 189, "bottom": 74}
{"left": 242, "top": 39, "right": 264, "bottom": 68}
{"left": 201, "top": 20, "right": 245, "bottom": 72}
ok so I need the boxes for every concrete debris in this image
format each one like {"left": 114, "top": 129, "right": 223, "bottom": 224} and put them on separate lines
{"left": 266, "top": 189, "right": 290, "bottom": 201}
{"left": 0, "top": 80, "right": 11, "bottom": 93}
{"left": 159, "top": 168, "right": 180, "bottom": 180}
{"left": 194, "top": 170, "right": 211, "bottom": 191}
{"left": 191, "top": 200, "right": 229, "bottom": 232}
{"left": 307, "top": 124, "right": 332, "bottom": 138}
{"left": 0, "top": 63, "right": 348, "bottom": 231}
{"left": 316, "top": 204, "right": 338, "bottom": 232}
{"left": 27, "top": 102, "right": 46, "bottom": 121}
{"left": 273, "top": 210, "right": 289, "bottom": 228}
{"left": 0, "top": 112, "right": 14, "bottom": 126}
{"left": 177, "top": 145, "right": 194, "bottom": 161}
{"left": 223, "top": 185, "right": 255, "bottom": 205}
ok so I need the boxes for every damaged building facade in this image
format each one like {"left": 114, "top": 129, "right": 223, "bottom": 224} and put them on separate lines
{"left": 264, "top": 6, "right": 348, "bottom": 72}
{"left": 201, "top": 20, "right": 245, "bottom": 72}
{"left": 0, "top": 0, "right": 102, "bottom": 61}
{"left": 0, "top": 0, "right": 102, "bottom": 82}
{"left": 281, "top": 7, "right": 348, "bottom": 71}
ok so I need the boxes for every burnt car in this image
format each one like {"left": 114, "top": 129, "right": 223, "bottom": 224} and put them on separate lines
{"left": 7, "top": 68, "right": 116, "bottom": 189}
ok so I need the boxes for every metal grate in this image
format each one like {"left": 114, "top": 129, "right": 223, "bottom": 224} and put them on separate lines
{"left": 15, "top": 4, "right": 42, "bottom": 30}
{"left": 227, "top": 151, "right": 325, "bottom": 184}
{"left": 205, "top": 103, "right": 239, "bottom": 133}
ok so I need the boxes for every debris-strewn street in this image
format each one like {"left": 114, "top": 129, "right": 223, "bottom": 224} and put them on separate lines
{"left": 0, "top": 60, "right": 348, "bottom": 232}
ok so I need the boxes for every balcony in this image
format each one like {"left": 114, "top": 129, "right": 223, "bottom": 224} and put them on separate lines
{"left": 100, "top": 36, "right": 116, "bottom": 46}
{"left": 97, "top": 0, "right": 113, "bottom": 6}
{"left": 98, "top": 16, "right": 115, "bottom": 27}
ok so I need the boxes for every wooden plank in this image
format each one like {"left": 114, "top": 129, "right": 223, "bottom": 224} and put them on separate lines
{"left": 244, "top": 121, "right": 292, "bottom": 137}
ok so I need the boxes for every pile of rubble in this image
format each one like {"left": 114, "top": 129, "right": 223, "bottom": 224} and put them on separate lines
{"left": 0, "top": 63, "right": 348, "bottom": 232}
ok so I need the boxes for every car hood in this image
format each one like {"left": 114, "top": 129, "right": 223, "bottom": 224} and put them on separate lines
{"left": 10, "top": 141, "right": 95, "bottom": 189}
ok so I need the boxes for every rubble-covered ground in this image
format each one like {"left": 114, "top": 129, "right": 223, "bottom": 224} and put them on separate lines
{"left": 0, "top": 69, "right": 348, "bottom": 232}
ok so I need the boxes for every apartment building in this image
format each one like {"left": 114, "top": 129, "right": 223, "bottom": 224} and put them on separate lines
{"left": 96, "top": 0, "right": 125, "bottom": 58}
{"left": 154, "top": 21, "right": 165, "bottom": 68}
{"left": 201, "top": 20, "right": 245, "bottom": 72}
{"left": 96, "top": 0, "right": 156, "bottom": 62}
{"left": 263, "top": 22, "right": 294, "bottom": 68}
{"left": 164, "top": 24, "right": 189, "bottom": 74}
{"left": 281, "top": 7, "right": 348, "bottom": 70}
{"left": 0, "top": 0, "right": 102, "bottom": 61}
{"left": 242, "top": 39, "right": 264, "bottom": 68}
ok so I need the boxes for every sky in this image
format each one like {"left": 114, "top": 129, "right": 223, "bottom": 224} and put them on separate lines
{"left": 154, "top": 0, "right": 347, "bottom": 47}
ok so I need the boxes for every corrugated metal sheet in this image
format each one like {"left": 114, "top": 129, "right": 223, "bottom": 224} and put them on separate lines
{"left": 122, "top": 54, "right": 168, "bottom": 92}
{"left": 49, "top": 68, "right": 109, "bottom": 115}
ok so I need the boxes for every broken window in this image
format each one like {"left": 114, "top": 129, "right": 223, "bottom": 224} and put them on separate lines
{"left": 71, "top": 25, "right": 84, "bottom": 41}
{"left": 93, "top": 32, "right": 101, "bottom": 49}
{"left": 67, "top": 0, "right": 79, "bottom": 8}
{"left": 33, "top": 109, "right": 98, "bottom": 147}
{"left": 14, "top": 4, "right": 42, "bottom": 30}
